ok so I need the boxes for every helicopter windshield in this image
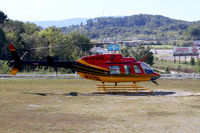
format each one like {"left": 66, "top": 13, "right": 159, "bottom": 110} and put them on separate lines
{"left": 141, "top": 63, "right": 155, "bottom": 74}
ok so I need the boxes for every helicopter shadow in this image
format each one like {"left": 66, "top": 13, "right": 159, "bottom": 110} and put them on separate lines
{"left": 92, "top": 91, "right": 176, "bottom": 96}
{"left": 24, "top": 91, "right": 176, "bottom": 97}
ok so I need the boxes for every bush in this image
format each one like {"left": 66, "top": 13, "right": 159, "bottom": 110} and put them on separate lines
{"left": 165, "top": 67, "right": 171, "bottom": 74}
{"left": 190, "top": 57, "right": 195, "bottom": 66}
{"left": 0, "top": 60, "right": 10, "bottom": 74}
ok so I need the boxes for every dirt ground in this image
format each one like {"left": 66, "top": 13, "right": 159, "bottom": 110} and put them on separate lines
{"left": 0, "top": 79, "right": 200, "bottom": 133}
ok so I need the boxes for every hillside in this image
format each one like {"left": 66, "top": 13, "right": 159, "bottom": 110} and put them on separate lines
{"left": 61, "top": 14, "right": 198, "bottom": 42}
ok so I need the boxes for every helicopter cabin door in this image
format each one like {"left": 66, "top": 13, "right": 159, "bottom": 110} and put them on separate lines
{"left": 109, "top": 64, "right": 143, "bottom": 75}
{"left": 124, "top": 65, "right": 131, "bottom": 74}
{"left": 109, "top": 65, "right": 121, "bottom": 75}
{"left": 132, "top": 64, "right": 143, "bottom": 74}
{"left": 109, "top": 64, "right": 131, "bottom": 75}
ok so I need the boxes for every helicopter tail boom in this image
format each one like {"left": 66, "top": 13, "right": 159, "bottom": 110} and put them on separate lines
{"left": 9, "top": 44, "right": 76, "bottom": 75}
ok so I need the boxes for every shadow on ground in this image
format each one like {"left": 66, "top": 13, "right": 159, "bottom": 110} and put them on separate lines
{"left": 92, "top": 91, "right": 175, "bottom": 96}
{"left": 24, "top": 91, "right": 176, "bottom": 97}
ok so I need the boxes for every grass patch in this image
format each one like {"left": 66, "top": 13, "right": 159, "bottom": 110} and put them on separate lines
{"left": 154, "top": 59, "right": 195, "bottom": 73}
{"left": 149, "top": 45, "right": 174, "bottom": 50}
{"left": 0, "top": 79, "right": 200, "bottom": 132}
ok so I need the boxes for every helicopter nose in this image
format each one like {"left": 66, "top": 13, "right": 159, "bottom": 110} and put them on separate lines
{"left": 155, "top": 72, "right": 160, "bottom": 78}
{"left": 151, "top": 72, "right": 160, "bottom": 80}
{"left": 150, "top": 73, "right": 160, "bottom": 85}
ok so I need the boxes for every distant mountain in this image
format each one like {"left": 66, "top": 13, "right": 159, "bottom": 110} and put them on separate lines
{"left": 32, "top": 18, "right": 89, "bottom": 28}
{"left": 30, "top": 14, "right": 200, "bottom": 42}
{"left": 61, "top": 14, "right": 197, "bottom": 41}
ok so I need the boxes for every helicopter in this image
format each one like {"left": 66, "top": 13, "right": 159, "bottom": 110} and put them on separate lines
{"left": 9, "top": 44, "right": 160, "bottom": 93}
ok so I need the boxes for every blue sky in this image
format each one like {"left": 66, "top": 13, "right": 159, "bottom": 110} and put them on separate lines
{"left": 0, "top": 0, "right": 200, "bottom": 21}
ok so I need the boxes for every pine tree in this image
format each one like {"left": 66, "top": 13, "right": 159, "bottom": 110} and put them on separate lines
{"left": 190, "top": 57, "right": 195, "bottom": 66}
{"left": 121, "top": 45, "right": 155, "bottom": 66}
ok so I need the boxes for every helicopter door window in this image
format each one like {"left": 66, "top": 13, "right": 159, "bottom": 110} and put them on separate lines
{"left": 124, "top": 65, "right": 131, "bottom": 74}
{"left": 133, "top": 65, "right": 142, "bottom": 73}
{"left": 109, "top": 66, "right": 121, "bottom": 74}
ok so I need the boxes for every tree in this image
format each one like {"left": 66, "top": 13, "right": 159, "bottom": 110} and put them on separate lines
{"left": 0, "top": 10, "right": 94, "bottom": 73}
{"left": 177, "top": 65, "right": 181, "bottom": 74}
{"left": 23, "top": 22, "right": 40, "bottom": 35}
{"left": 130, "top": 45, "right": 154, "bottom": 66}
{"left": 0, "top": 28, "right": 6, "bottom": 46}
{"left": 194, "top": 65, "right": 200, "bottom": 74}
{"left": 36, "top": 28, "right": 90, "bottom": 61}
{"left": 187, "top": 25, "right": 200, "bottom": 40}
{"left": 120, "top": 45, "right": 154, "bottom": 66}
{"left": 195, "top": 58, "right": 200, "bottom": 73}
{"left": 36, "top": 27, "right": 63, "bottom": 59}
{"left": 120, "top": 46, "right": 129, "bottom": 57}
{"left": 190, "top": 57, "right": 195, "bottom": 66}
{"left": 0, "top": 11, "right": 7, "bottom": 24}
{"left": 3, "top": 20, "right": 25, "bottom": 34}
{"left": 0, "top": 28, "right": 6, "bottom": 59}
{"left": 49, "top": 34, "right": 74, "bottom": 61}
{"left": 145, "top": 50, "right": 154, "bottom": 66}
{"left": 2, "top": 20, "right": 26, "bottom": 58}
{"left": 68, "top": 31, "right": 92, "bottom": 51}
{"left": 165, "top": 67, "right": 171, "bottom": 74}
{"left": 0, "top": 61, "right": 10, "bottom": 74}
{"left": 197, "top": 58, "right": 200, "bottom": 66}
{"left": 38, "top": 26, "right": 62, "bottom": 45}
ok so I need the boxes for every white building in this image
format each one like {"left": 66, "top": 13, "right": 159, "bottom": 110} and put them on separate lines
{"left": 90, "top": 47, "right": 108, "bottom": 54}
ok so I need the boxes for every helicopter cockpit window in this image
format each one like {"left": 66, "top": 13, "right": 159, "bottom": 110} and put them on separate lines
{"left": 109, "top": 66, "right": 121, "bottom": 74}
{"left": 124, "top": 65, "right": 131, "bottom": 74}
{"left": 141, "top": 63, "right": 154, "bottom": 74}
{"left": 133, "top": 65, "right": 142, "bottom": 73}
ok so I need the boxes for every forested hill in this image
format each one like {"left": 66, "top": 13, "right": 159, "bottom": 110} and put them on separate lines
{"left": 62, "top": 14, "right": 198, "bottom": 41}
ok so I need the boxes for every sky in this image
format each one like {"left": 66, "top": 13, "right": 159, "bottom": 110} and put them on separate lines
{"left": 0, "top": 0, "right": 200, "bottom": 21}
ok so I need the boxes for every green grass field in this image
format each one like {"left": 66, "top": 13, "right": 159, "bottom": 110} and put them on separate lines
{"left": 0, "top": 79, "right": 200, "bottom": 133}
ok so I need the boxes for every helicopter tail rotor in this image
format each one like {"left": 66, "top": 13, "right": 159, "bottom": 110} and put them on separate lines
{"left": 9, "top": 44, "right": 21, "bottom": 75}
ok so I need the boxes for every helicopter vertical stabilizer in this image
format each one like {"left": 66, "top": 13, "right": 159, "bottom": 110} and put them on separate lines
{"left": 139, "top": 55, "right": 149, "bottom": 62}
{"left": 9, "top": 44, "right": 21, "bottom": 75}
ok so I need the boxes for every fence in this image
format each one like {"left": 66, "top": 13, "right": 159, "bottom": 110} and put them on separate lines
{"left": 0, "top": 73, "right": 200, "bottom": 79}
{"left": 0, "top": 73, "right": 80, "bottom": 79}
{"left": 160, "top": 73, "right": 200, "bottom": 79}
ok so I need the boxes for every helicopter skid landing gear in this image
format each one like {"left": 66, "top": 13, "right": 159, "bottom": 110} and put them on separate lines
{"left": 97, "top": 82, "right": 153, "bottom": 93}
